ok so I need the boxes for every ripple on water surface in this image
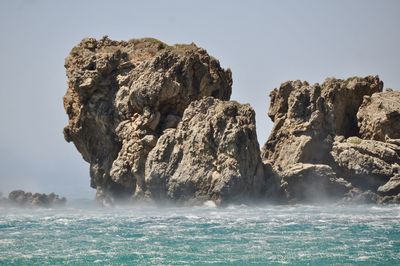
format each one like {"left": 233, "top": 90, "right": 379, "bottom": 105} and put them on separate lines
{"left": 0, "top": 205, "right": 400, "bottom": 265}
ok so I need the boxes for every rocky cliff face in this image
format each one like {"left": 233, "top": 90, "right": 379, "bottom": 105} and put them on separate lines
{"left": 262, "top": 76, "right": 400, "bottom": 203}
{"left": 64, "top": 37, "right": 400, "bottom": 205}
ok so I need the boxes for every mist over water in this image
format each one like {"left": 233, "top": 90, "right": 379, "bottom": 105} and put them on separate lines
{"left": 1, "top": 203, "right": 399, "bottom": 265}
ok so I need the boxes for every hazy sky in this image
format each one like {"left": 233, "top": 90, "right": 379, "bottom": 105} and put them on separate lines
{"left": 0, "top": 0, "right": 399, "bottom": 198}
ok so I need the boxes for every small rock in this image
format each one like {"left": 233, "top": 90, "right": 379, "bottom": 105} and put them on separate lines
{"left": 6, "top": 190, "right": 66, "bottom": 208}
{"left": 378, "top": 175, "right": 400, "bottom": 196}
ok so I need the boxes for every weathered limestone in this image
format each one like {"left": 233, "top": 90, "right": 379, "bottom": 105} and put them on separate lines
{"left": 357, "top": 90, "right": 400, "bottom": 141}
{"left": 262, "top": 76, "right": 382, "bottom": 170}
{"left": 331, "top": 136, "right": 400, "bottom": 191}
{"left": 378, "top": 175, "right": 400, "bottom": 196}
{"left": 262, "top": 75, "right": 400, "bottom": 203}
{"left": 64, "top": 37, "right": 400, "bottom": 205}
{"left": 63, "top": 37, "right": 269, "bottom": 205}
{"left": 145, "top": 97, "right": 266, "bottom": 204}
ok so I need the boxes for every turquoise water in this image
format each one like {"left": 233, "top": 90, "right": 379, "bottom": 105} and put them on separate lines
{"left": 1, "top": 204, "right": 400, "bottom": 265}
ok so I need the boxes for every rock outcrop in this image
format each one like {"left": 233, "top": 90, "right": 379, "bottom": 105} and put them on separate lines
{"left": 64, "top": 37, "right": 400, "bottom": 205}
{"left": 262, "top": 76, "right": 382, "bottom": 170}
{"left": 145, "top": 97, "right": 266, "bottom": 204}
{"left": 262, "top": 76, "right": 400, "bottom": 203}
{"left": 64, "top": 37, "right": 269, "bottom": 205}
{"left": 280, "top": 163, "right": 350, "bottom": 202}
{"left": 378, "top": 174, "right": 400, "bottom": 196}
{"left": 357, "top": 90, "right": 400, "bottom": 141}
{"left": 331, "top": 136, "right": 400, "bottom": 191}
{"left": 3, "top": 190, "right": 66, "bottom": 207}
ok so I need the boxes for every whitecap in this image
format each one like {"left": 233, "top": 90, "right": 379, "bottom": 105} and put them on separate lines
{"left": 203, "top": 200, "right": 217, "bottom": 208}
{"left": 356, "top": 255, "right": 371, "bottom": 261}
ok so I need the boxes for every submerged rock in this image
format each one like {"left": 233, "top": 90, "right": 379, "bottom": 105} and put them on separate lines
{"left": 6, "top": 190, "right": 66, "bottom": 207}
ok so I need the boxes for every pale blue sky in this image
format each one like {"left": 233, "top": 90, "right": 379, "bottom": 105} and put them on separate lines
{"left": 0, "top": 0, "right": 399, "bottom": 198}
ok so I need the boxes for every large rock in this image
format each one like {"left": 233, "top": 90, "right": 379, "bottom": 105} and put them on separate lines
{"left": 145, "top": 97, "right": 266, "bottom": 204}
{"left": 331, "top": 136, "right": 400, "bottom": 191}
{"left": 260, "top": 76, "right": 400, "bottom": 203}
{"left": 262, "top": 76, "right": 382, "bottom": 170}
{"left": 357, "top": 90, "right": 400, "bottom": 141}
{"left": 63, "top": 37, "right": 232, "bottom": 201}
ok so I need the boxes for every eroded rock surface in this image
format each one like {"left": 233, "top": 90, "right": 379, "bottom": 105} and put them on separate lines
{"left": 262, "top": 75, "right": 400, "bottom": 203}
{"left": 331, "top": 136, "right": 400, "bottom": 191}
{"left": 378, "top": 174, "right": 400, "bottom": 196}
{"left": 145, "top": 97, "right": 266, "bottom": 204}
{"left": 262, "top": 76, "right": 382, "bottom": 170}
{"left": 64, "top": 37, "right": 262, "bottom": 204}
{"left": 64, "top": 37, "right": 400, "bottom": 205}
{"left": 357, "top": 90, "right": 400, "bottom": 141}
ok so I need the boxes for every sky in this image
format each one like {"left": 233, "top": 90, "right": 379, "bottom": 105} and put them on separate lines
{"left": 0, "top": 0, "right": 399, "bottom": 199}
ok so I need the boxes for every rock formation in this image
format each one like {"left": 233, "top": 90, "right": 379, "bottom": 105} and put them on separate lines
{"left": 262, "top": 76, "right": 382, "bottom": 169}
{"left": 3, "top": 190, "right": 66, "bottom": 207}
{"left": 64, "top": 37, "right": 268, "bottom": 205}
{"left": 64, "top": 37, "right": 400, "bottom": 205}
{"left": 357, "top": 90, "right": 400, "bottom": 141}
{"left": 331, "top": 136, "right": 400, "bottom": 191}
{"left": 262, "top": 76, "right": 400, "bottom": 203}
{"left": 145, "top": 97, "right": 266, "bottom": 204}
{"left": 378, "top": 174, "right": 400, "bottom": 196}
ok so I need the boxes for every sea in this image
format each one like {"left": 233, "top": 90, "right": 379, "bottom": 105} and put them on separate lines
{"left": 1, "top": 202, "right": 400, "bottom": 265}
